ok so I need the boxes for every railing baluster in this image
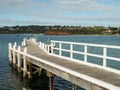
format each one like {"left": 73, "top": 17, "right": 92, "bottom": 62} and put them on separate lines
{"left": 84, "top": 45, "right": 87, "bottom": 62}
{"left": 47, "top": 45, "right": 49, "bottom": 52}
{"left": 103, "top": 47, "right": 107, "bottom": 67}
{"left": 8, "top": 43, "right": 12, "bottom": 63}
{"left": 70, "top": 44, "right": 73, "bottom": 59}
{"left": 59, "top": 42, "right": 62, "bottom": 56}
{"left": 13, "top": 42, "right": 17, "bottom": 64}
{"left": 40, "top": 42, "right": 41, "bottom": 47}
{"left": 51, "top": 42, "right": 54, "bottom": 54}
{"left": 45, "top": 44, "right": 47, "bottom": 52}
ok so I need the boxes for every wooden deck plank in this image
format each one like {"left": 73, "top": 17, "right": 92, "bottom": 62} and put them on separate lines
{"left": 26, "top": 40, "right": 120, "bottom": 88}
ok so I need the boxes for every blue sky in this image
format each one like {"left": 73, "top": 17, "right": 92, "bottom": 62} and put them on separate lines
{"left": 0, "top": 0, "right": 120, "bottom": 26}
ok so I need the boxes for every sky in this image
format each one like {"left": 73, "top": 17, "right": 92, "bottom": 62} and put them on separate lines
{"left": 0, "top": 0, "right": 120, "bottom": 26}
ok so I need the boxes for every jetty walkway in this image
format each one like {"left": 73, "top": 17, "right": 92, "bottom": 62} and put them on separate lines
{"left": 8, "top": 38, "right": 120, "bottom": 90}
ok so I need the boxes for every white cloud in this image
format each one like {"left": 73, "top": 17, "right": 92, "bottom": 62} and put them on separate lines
{"left": 0, "top": 18, "right": 12, "bottom": 23}
{"left": 0, "top": 18, "right": 54, "bottom": 25}
{"left": 14, "top": 20, "right": 50, "bottom": 24}
{"left": 0, "top": 0, "right": 120, "bottom": 26}
{"left": 40, "top": 13, "right": 120, "bottom": 22}
{"left": 54, "top": 0, "right": 120, "bottom": 12}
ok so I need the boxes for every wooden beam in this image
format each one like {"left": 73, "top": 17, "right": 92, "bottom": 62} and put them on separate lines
{"left": 32, "top": 68, "right": 42, "bottom": 75}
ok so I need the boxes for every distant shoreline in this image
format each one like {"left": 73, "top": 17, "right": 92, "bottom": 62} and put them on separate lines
{"left": 0, "top": 33, "right": 120, "bottom": 36}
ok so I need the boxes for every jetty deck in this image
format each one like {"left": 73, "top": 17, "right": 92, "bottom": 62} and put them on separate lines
{"left": 8, "top": 38, "right": 120, "bottom": 90}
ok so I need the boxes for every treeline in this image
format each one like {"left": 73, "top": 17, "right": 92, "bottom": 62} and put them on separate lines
{"left": 0, "top": 25, "right": 120, "bottom": 35}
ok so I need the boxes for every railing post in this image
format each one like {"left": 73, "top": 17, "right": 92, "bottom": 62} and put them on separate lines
{"left": 22, "top": 42, "right": 24, "bottom": 46}
{"left": 17, "top": 46, "right": 21, "bottom": 72}
{"left": 41, "top": 43, "right": 43, "bottom": 49}
{"left": 70, "top": 44, "right": 73, "bottom": 59}
{"left": 42, "top": 43, "right": 44, "bottom": 49}
{"left": 51, "top": 42, "right": 54, "bottom": 54}
{"left": 8, "top": 43, "right": 12, "bottom": 64}
{"left": 45, "top": 44, "right": 47, "bottom": 52}
{"left": 39, "top": 42, "right": 41, "bottom": 47}
{"left": 22, "top": 38, "right": 26, "bottom": 46}
{"left": 53, "top": 41, "right": 55, "bottom": 46}
{"left": 48, "top": 45, "right": 50, "bottom": 53}
{"left": 23, "top": 47, "right": 27, "bottom": 77}
{"left": 84, "top": 45, "right": 87, "bottom": 62}
{"left": 13, "top": 42, "right": 17, "bottom": 64}
{"left": 103, "top": 47, "right": 107, "bottom": 67}
{"left": 44, "top": 43, "right": 46, "bottom": 50}
{"left": 23, "top": 38, "right": 25, "bottom": 46}
{"left": 34, "top": 38, "right": 36, "bottom": 43}
{"left": 59, "top": 42, "right": 62, "bottom": 56}
{"left": 43, "top": 43, "right": 45, "bottom": 49}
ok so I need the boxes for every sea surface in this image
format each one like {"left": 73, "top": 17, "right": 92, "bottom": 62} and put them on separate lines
{"left": 0, "top": 34, "right": 120, "bottom": 90}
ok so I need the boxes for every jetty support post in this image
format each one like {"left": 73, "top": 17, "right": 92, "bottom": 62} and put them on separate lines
{"left": 17, "top": 46, "right": 21, "bottom": 72}
{"left": 8, "top": 43, "right": 12, "bottom": 64}
{"left": 23, "top": 47, "right": 27, "bottom": 77}
{"left": 72, "top": 83, "right": 76, "bottom": 90}
{"left": 47, "top": 72, "right": 55, "bottom": 90}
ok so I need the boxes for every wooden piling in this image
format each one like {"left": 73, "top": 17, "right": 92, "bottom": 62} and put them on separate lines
{"left": 50, "top": 76, "right": 54, "bottom": 90}
{"left": 72, "top": 84, "right": 76, "bottom": 90}
{"left": 47, "top": 72, "right": 55, "bottom": 90}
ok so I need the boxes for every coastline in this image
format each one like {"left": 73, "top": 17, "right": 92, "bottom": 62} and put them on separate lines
{"left": 0, "top": 33, "right": 120, "bottom": 36}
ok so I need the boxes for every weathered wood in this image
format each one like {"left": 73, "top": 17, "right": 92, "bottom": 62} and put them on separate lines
{"left": 26, "top": 40, "right": 120, "bottom": 90}
{"left": 32, "top": 68, "right": 42, "bottom": 75}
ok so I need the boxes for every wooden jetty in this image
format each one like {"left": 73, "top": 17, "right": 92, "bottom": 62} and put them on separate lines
{"left": 8, "top": 38, "right": 120, "bottom": 90}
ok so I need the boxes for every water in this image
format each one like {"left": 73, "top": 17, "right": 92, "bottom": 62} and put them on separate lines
{"left": 0, "top": 34, "right": 120, "bottom": 90}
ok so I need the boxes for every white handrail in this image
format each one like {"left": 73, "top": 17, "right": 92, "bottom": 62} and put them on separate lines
{"left": 51, "top": 40, "right": 120, "bottom": 49}
{"left": 49, "top": 40, "right": 120, "bottom": 74}
{"left": 17, "top": 38, "right": 120, "bottom": 74}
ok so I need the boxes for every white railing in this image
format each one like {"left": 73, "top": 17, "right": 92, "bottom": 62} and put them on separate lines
{"left": 11, "top": 38, "right": 120, "bottom": 74}
{"left": 47, "top": 40, "right": 120, "bottom": 74}
{"left": 8, "top": 38, "right": 120, "bottom": 90}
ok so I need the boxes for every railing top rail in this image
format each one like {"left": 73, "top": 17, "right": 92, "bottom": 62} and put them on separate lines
{"left": 51, "top": 40, "right": 120, "bottom": 49}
